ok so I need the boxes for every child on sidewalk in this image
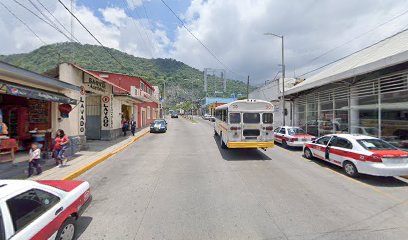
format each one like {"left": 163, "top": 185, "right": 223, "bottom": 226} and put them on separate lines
{"left": 28, "top": 142, "right": 42, "bottom": 177}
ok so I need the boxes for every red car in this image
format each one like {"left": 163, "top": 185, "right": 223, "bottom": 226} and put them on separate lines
{"left": 274, "top": 126, "right": 316, "bottom": 148}
{"left": 0, "top": 180, "right": 91, "bottom": 240}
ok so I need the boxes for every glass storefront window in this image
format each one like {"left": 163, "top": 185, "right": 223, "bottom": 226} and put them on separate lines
{"left": 350, "top": 95, "right": 379, "bottom": 137}
{"left": 335, "top": 110, "right": 349, "bottom": 133}
{"left": 297, "top": 104, "right": 305, "bottom": 112}
{"left": 335, "top": 98, "right": 348, "bottom": 110}
{"left": 381, "top": 90, "right": 408, "bottom": 150}
{"left": 306, "top": 111, "right": 318, "bottom": 136}
{"left": 296, "top": 112, "right": 306, "bottom": 130}
{"left": 319, "top": 110, "right": 334, "bottom": 136}
{"left": 307, "top": 102, "right": 317, "bottom": 112}
{"left": 320, "top": 102, "right": 332, "bottom": 111}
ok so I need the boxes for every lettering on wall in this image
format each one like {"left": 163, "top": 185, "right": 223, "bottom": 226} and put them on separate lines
{"left": 101, "top": 95, "right": 112, "bottom": 130}
{"left": 79, "top": 95, "right": 86, "bottom": 135}
{"left": 83, "top": 73, "right": 107, "bottom": 95}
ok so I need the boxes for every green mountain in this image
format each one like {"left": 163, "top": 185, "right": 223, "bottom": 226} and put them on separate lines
{"left": 0, "top": 42, "right": 253, "bottom": 107}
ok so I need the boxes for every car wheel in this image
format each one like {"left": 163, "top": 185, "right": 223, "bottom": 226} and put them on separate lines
{"left": 56, "top": 217, "right": 76, "bottom": 240}
{"left": 343, "top": 161, "right": 359, "bottom": 178}
{"left": 304, "top": 148, "right": 313, "bottom": 159}
{"left": 282, "top": 140, "right": 288, "bottom": 148}
{"left": 220, "top": 133, "right": 227, "bottom": 149}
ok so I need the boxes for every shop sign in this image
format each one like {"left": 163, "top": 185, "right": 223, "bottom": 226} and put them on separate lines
{"left": 83, "top": 73, "right": 107, "bottom": 95}
{"left": 59, "top": 104, "right": 72, "bottom": 118}
{"left": 101, "top": 95, "right": 113, "bottom": 130}
{"left": 6, "top": 85, "right": 77, "bottom": 104}
{"left": 79, "top": 96, "right": 86, "bottom": 135}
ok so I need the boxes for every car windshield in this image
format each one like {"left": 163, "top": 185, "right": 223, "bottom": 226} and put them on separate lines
{"left": 357, "top": 139, "right": 397, "bottom": 150}
{"left": 287, "top": 128, "right": 305, "bottom": 135}
{"left": 154, "top": 120, "right": 165, "bottom": 125}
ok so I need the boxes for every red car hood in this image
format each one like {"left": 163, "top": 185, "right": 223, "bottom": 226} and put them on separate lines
{"left": 369, "top": 150, "right": 408, "bottom": 158}
{"left": 37, "top": 180, "right": 85, "bottom": 192}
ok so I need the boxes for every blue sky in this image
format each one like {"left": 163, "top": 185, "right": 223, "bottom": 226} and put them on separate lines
{"left": 80, "top": 0, "right": 189, "bottom": 42}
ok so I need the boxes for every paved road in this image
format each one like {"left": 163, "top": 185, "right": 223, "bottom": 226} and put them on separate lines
{"left": 76, "top": 117, "right": 408, "bottom": 240}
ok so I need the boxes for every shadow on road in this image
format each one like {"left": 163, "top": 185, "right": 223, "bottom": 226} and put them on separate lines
{"left": 302, "top": 154, "right": 408, "bottom": 188}
{"left": 213, "top": 135, "right": 272, "bottom": 161}
{"left": 75, "top": 216, "right": 93, "bottom": 239}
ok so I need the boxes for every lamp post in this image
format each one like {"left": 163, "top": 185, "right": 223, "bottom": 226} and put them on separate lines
{"left": 264, "top": 32, "right": 285, "bottom": 126}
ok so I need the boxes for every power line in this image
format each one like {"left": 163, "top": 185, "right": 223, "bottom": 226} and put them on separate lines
{"left": 141, "top": 0, "right": 156, "bottom": 50}
{"left": 118, "top": 0, "right": 154, "bottom": 58}
{"left": 35, "top": 0, "right": 73, "bottom": 38}
{"left": 159, "top": 0, "right": 245, "bottom": 79}
{"left": 305, "top": 6, "right": 408, "bottom": 68}
{"left": 0, "top": 1, "right": 46, "bottom": 45}
{"left": 57, "top": 0, "right": 126, "bottom": 69}
{"left": 298, "top": 26, "right": 408, "bottom": 78}
{"left": 12, "top": 0, "right": 75, "bottom": 41}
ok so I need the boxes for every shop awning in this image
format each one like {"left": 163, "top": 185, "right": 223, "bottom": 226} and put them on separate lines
{"left": 0, "top": 61, "right": 81, "bottom": 91}
{"left": 4, "top": 83, "right": 77, "bottom": 105}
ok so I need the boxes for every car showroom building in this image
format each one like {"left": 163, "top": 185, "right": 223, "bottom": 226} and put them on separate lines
{"left": 251, "top": 30, "right": 408, "bottom": 150}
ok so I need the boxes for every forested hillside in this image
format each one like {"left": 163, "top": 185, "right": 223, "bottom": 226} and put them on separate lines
{"left": 0, "top": 42, "right": 253, "bottom": 107}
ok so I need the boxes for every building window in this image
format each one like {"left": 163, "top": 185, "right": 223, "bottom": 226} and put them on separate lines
{"left": 140, "top": 82, "right": 145, "bottom": 92}
{"left": 380, "top": 90, "right": 408, "bottom": 150}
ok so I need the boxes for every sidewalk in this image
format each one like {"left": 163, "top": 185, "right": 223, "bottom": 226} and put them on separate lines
{"left": 0, "top": 128, "right": 149, "bottom": 180}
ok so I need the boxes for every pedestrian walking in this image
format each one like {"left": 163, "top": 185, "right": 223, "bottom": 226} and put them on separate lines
{"left": 130, "top": 120, "right": 136, "bottom": 136}
{"left": 122, "top": 120, "right": 128, "bottom": 136}
{"left": 54, "top": 129, "right": 70, "bottom": 167}
{"left": 28, "top": 142, "right": 42, "bottom": 177}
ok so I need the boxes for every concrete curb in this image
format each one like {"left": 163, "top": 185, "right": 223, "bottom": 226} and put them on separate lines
{"left": 62, "top": 131, "right": 149, "bottom": 180}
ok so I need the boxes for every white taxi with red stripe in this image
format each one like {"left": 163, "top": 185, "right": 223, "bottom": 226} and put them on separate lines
{"left": 0, "top": 180, "right": 91, "bottom": 240}
{"left": 303, "top": 134, "right": 408, "bottom": 177}
{"left": 274, "top": 126, "right": 316, "bottom": 147}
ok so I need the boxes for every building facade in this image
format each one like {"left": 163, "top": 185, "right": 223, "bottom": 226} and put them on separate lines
{"left": 251, "top": 30, "right": 408, "bottom": 151}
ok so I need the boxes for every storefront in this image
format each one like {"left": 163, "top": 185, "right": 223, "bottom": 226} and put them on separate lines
{"left": 0, "top": 62, "right": 79, "bottom": 162}
{"left": 291, "top": 71, "right": 408, "bottom": 150}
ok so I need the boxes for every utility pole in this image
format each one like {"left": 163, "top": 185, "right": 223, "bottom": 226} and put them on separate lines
{"left": 246, "top": 75, "right": 250, "bottom": 99}
{"left": 163, "top": 79, "right": 166, "bottom": 118}
{"left": 264, "top": 32, "right": 286, "bottom": 125}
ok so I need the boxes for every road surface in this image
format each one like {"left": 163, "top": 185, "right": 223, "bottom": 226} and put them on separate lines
{"left": 76, "top": 117, "right": 408, "bottom": 240}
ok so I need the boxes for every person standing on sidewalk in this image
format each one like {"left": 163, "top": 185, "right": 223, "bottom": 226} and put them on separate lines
{"left": 130, "top": 120, "right": 136, "bottom": 136}
{"left": 122, "top": 120, "right": 128, "bottom": 136}
{"left": 28, "top": 142, "right": 42, "bottom": 177}
{"left": 54, "top": 129, "right": 70, "bottom": 167}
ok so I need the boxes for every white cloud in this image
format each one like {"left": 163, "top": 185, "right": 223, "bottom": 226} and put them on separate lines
{"left": 169, "top": 0, "right": 408, "bottom": 82}
{"left": 0, "top": 0, "right": 168, "bottom": 59}
{"left": 1, "top": 0, "right": 408, "bottom": 84}
{"left": 101, "top": 7, "right": 127, "bottom": 27}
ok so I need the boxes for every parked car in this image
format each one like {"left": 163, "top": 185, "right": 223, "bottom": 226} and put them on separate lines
{"left": 202, "top": 114, "right": 211, "bottom": 120}
{"left": 0, "top": 179, "right": 91, "bottom": 240}
{"left": 209, "top": 116, "right": 216, "bottom": 122}
{"left": 274, "top": 126, "right": 316, "bottom": 148}
{"left": 171, "top": 112, "right": 178, "bottom": 118}
{"left": 303, "top": 134, "right": 408, "bottom": 177}
{"left": 150, "top": 119, "right": 167, "bottom": 133}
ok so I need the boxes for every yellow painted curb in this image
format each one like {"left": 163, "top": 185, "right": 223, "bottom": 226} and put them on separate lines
{"left": 62, "top": 131, "right": 149, "bottom": 180}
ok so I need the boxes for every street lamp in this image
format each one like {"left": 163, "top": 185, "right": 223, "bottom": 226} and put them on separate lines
{"left": 264, "top": 32, "right": 286, "bottom": 126}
